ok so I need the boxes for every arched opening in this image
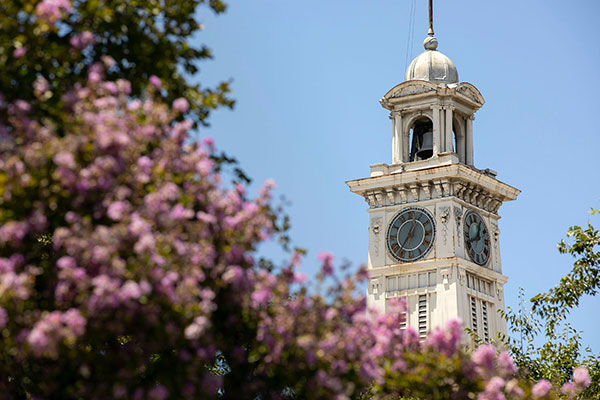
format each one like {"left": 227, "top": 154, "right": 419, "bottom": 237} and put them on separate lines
{"left": 409, "top": 117, "right": 434, "bottom": 162}
{"left": 453, "top": 117, "right": 465, "bottom": 163}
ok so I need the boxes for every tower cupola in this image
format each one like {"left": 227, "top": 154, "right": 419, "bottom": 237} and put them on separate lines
{"left": 405, "top": 36, "right": 459, "bottom": 85}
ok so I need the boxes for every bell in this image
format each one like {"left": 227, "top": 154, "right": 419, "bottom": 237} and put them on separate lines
{"left": 415, "top": 129, "right": 433, "bottom": 160}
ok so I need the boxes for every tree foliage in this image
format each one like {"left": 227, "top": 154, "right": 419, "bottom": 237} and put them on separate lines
{"left": 0, "top": 0, "right": 233, "bottom": 126}
{"left": 501, "top": 211, "right": 600, "bottom": 399}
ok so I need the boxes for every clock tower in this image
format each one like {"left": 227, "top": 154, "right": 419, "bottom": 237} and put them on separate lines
{"left": 346, "top": 22, "right": 520, "bottom": 342}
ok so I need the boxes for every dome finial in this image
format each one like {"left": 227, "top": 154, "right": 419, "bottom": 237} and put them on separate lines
{"left": 428, "top": 0, "right": 435, "bottom": 36}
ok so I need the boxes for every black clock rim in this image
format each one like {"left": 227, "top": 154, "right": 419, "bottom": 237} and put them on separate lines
{"left": 386, "top": 207, "right": 436, "bottom": 263}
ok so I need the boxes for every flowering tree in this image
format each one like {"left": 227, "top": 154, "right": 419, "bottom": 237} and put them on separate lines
{"left": 0, "top": 0, "right": 232, "bottom": 126}
{"left": 0, "top": 1, "right": 593, "bottom": 399}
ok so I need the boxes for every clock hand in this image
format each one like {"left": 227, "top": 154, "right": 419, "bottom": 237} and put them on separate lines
{"left": 467, "top": 222, "right": 483, "bottom": 244}
{"left": 401, "top": 217, "right": 417, "bottom": 249}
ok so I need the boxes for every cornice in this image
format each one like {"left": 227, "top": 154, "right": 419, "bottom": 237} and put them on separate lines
{"left": 346, "top": 162, "right": 520, "bottom": 215}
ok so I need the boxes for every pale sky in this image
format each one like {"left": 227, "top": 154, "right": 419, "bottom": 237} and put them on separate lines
{"left": 196, "top": 0, "right": 600, "bottom": 350}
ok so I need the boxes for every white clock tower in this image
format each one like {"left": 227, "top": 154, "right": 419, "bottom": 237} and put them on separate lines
{"left": 346, "top": 13, "right": 520, "bottom": 342}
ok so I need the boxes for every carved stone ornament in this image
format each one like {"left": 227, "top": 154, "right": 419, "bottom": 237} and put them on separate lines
{"left": 491, "top": 223, "right": 500, "bottom": 241}
{"left": 439, "top": 206, "right": 450, "bottom": 224}
{"left": 370, "top": 217, "right": 383, "bottom": 257}
{"left": 456, "top": 83, "right": 484, "bottom": 105}
{"left": 371, "top": 217, "right": 382, "bottom": 235}
{"left": 453, "top": 206, "right": 463, "bottom": 221}
{"left": 454, "top": 206, "right": 463, "bottom": 247}
{"left": 386, "top": 81, "right": 437, "bottom": 99}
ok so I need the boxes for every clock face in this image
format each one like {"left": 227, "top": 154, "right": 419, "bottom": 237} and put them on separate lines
{"left": 463, "top": 211, "right": 491, "bottom": 266}
{"left": 386, "top": 207, "right": 435, "bottom": 262}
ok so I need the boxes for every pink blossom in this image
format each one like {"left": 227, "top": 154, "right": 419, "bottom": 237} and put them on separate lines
{"left": 101, "top": 55, "right": 116, "bottom": 68}
{"left": 13, "top": 46, "right": 26, "bottom": 58}
{"left": 120, "top": 281, "right": 142, "bottom": 300}
{"left": 497, "top": 351, "right": 517, "bottom": 377}
{"left": 0, "top": 307, "right": 7, "bottom": 328}
{"left": 169, "top": 204, "right": 194, "bottom": 220}
{"left": 184, "top": 316, "right": 210, "bottom": 340}
{"left": 70, "top": 31, "right": 96, "bottom": 49}
{"left": 561, "top": 382, "right": 575, "bottom": 396}
{"left": 531, "top": 380, "right": 551, "bottom": 399}
{"left": 35, "top": 0, "right": 73, "bottom": 25}
{"left": 172, "top": 97, "right": 189, "bottom": 113}
{"left": 107, "top": 201, "right": 130, "bottom": 221}
{"left": 57, "top": 256, "right": 77, "bottom": 270}
{"left": 316, "top": 252, "right": 333, "bottom": 264}
{"left": 505, "top": 379, "right": 524, "bottom": 398}
{"left": 53, "top": 152, "right": 76, "bottom": 169}
{"left": 62, "top": 309, "right": 86, "bottom": 336}
{"left": 14, "top": 100, "right": 31, "bottom": 113}
{"left": 148, "top": 385, "right": 168, "bottom": 400}
{"left": 149, "top": 75, "right": 162, "bottom": 89}
{"left": 197, "top": 158, "right": 212, "bottom": 176}
{"left": 264, "top": 178, "right": 276, "bottom": 189}
{"left": 129, "top": 213, "right": 151, "bottom": 237}
{"left": 294, "top": 272, "right": 308, "bottom": 283}
{"left": 251, "top": 288, "right": 272, "bottom": 307}
{"left": 87, "top": 63, "right": 104, "bottom": 83}
{"left": 572, "top": 366, "right": 591, "bottom": 388}
{"left": 116, "top": 79, "right": 131, "bottom": 94}
{"left": 103, "top": 81, "right": 118, "bottom": 95}
{"left": 134, "top": 234, "right": 156, "bottom": 254}
{"left": 472, "top": 344, "right": 496, "bottom": 374}
{"left": 0, "top": 221, "right": 28, "bottom": 244}
{"left": 478, "top": 377, "right": 505, "bottom": 400}
{"left": 27, "top": 326, "right": 49, "bottom": 354}
{"left": 202, "top": 137, "right": 215, "bottom": 151}
{"left": 33, "top": 76, "right": 50, "bottom": 97}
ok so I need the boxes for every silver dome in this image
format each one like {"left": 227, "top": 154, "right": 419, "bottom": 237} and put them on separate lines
{"left": 405, "top": 36, "right": 458, "bottom": 85}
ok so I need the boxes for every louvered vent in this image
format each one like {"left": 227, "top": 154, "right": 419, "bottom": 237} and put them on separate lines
{"left": 482, "top": 301, "right": 489, "bottom": 342}
{"left": 470, "top": 296, "right": 478, "bottom": 334}
{"left": 418, "top": 295, "right": 427, "bottom": 339}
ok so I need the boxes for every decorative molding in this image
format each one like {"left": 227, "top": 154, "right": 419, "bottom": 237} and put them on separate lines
{"left": 439, "top": 206, "right": 450, "bottom": 246}
{"left": 408, "top": 184, "right": 420, "bottom": 203}
{"left": 370, "top": 217, "right": 383, "bottom": 258}
{"left": 386, "top": 188, "right": 396, "bottom": 205}
{"left": 360, "top": 177, "right": 506, "bottom": 215}
{"left": 386, "top": 81, "right": 437, "bottom": 99}
{"left": 458, "top": 271, "right": 466, "bottom": 286}
{"left": 439, "top": 207, "right": 450, "bottom": 224}
{"left": 398, "top": 187, "right": 408, "bottom": 204}
{"left": 433, "top": 180, "right": 444, "bottom": 198}
{"left": 421, "top": 182, "right": 432, "bottom": 200}
{"left": 454, "top": 206, "right": 463, "bottom": 248}
{"left": 440, "top": 267, "right": 453, "bottom": 286}
{"left": 456, "top": 83, "right": 484, "bottom": 105}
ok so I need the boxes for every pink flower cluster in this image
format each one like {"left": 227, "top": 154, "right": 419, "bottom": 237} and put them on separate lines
{"left": 27, "top": 309, "right": 85, "bottom": 357}
{"left": 70, "top": 31, "right": 96, "bottom": 50}
{"left": 35, "top": 0, "right": 72, "bottom": 26}
{"left": 0, "top": 68, "right": 275, "bottom": 397}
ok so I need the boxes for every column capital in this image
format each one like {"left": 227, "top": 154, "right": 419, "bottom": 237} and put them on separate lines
{"left": 468, "top": 114, "right": 476, "bottom": 121}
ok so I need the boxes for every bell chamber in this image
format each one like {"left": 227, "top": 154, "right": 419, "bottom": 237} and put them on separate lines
{"left": 410, "top": 118, "right": 434, "bottom": 161}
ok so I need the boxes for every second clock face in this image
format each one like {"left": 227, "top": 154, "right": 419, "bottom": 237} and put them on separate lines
{"left": 387, "top": 207, "right": 435, "bottom": 262}
{"left": 463, "top": 211, "right": 491, "bottom": 266}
